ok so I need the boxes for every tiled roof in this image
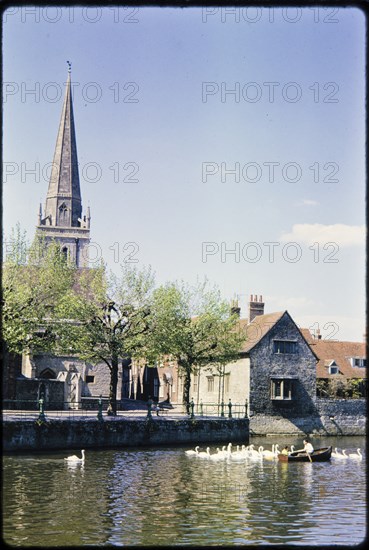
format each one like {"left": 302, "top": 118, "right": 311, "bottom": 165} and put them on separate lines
{"left": 239, "top": 311, "right": 286, "bottom": 352}
{"left": 300, "top": 329, "right": 366, "bottom": 379}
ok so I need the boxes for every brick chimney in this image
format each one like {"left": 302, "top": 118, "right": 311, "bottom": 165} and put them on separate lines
{"left": 249, "top": 294, "right": 264, "bottom": 322}
{"left": 230, "top": 298, "right": 241, "bottom": 317}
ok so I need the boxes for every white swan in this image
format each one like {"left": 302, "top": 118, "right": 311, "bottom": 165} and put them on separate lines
{"left": 231, "top": 445, "right": 245, "bottom": 461}
{"left": 217, "top": 445, "right": 227, "bottom": 458}
{"left": 245, "top": 444, "right": 256, "bottom": 457}
{"left": 185, "top": 446, "right": 199, "bottom": 456}
{"left": 260, "top": 445, "right": 275, "bottom": 459}
{"left": 210, "top": 447, "right": 225, "bottom": 461}
{"left": 65, "top": 449, "right": 85, "bottom": 463}
{"left": 225, "top": 442, "right": 232, "bottom": 458}
{"left": 332, "top": 447, "right": 340, "bottom": 458}
{"left": 197, "top": 447, "right": 211, "bottom": 459}
{"left": 348, "top": 448, "right": 362, "bottom": 460}
{"left": 333, "top": 449, "right": 348, "bottom": 459}
{"left": 273, "top": 444, "right": 280, "bottom": 457}
{"left": 248, "top": 445, "right": 262, "bottom": 460}
{"left": 290, "top": 445, "right": 294, "bottom": 454}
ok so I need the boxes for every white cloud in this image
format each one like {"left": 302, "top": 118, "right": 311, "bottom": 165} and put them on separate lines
{"left": 296, "top": 199, "right": 319, "bottom": 206}
{"left": 280, "top": 223, "right": 366, "bottom": 247}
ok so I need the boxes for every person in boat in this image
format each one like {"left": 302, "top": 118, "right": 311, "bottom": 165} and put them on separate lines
{"left": 296, "top": 439, "right": 314, "bottom": 455}
{"left": 281, "top": 446, "right": 290, "bottom": 455}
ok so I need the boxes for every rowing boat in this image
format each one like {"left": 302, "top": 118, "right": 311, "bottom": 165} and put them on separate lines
{"left": 278, "top": 446, "right": 332, "bottom": 463}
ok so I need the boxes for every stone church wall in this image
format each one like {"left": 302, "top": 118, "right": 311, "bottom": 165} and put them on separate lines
{"left": 29, "top": 354, "right": 122, "bottom": 401}
{"left": 15, "top": 378, "right": 65, "bottom": 410}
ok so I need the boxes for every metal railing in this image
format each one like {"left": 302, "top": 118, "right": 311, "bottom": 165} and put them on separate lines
{"left": 194, "top": 400, "right": 248, "bottom": 418}
{"left": 3, "top": 398, "right": 248, "bottom": 421}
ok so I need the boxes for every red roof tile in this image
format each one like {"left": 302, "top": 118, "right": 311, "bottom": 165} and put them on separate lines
{"left": 300, "top": 330, "right": 366, "bottom": 379}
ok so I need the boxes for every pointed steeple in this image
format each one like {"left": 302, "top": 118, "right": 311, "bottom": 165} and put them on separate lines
{"left": 36, "top": 63, "right": 91, "bottom": 268}
{"left": 43, "top": 64, "right": 82, "bottom": 227}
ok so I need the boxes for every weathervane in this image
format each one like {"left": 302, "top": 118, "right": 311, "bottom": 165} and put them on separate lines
{"left": 67, "top": 60, "right": 72, "bottom": 73}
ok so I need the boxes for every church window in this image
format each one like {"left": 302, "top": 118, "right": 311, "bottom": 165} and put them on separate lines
{"left": 39, "top": 368, "right": 56, "bottom": 380}
{"left": 59, "top": 203, "right": 68, "bottom": 223}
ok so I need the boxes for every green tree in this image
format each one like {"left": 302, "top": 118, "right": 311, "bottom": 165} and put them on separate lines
{"left": 2, "top": 226, "right": 76, "bottom": 355}
{"left": 149, "top": 280, "right": 246, "bottom": 412}
{"left": 327, "top": 375, "right": 346, "bottom": 398}
{"left": 346, "top": 378, "right": 364, "bottom": 398}
{"left": 64, "top": 264, "right": 156, "bottom": 415}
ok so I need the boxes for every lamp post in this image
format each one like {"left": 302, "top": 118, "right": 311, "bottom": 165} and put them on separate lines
{"left": 147, "top": 396, "right": 153, "bottom": 419}
{"left": 38, "top": 398, "right": 46, "bottom": 422}
{"left": 190, "top": 398, "right": 195, "bottom": 419}
{"left": 97, "top": 395, "right": 103, "bottom": 421}
{"left": 228, "top": 398, "right": 232, "bottom": 418}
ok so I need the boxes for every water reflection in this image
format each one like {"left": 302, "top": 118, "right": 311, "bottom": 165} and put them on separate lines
{"left": 3, "top": 436, "right": 366, "bottom": 546}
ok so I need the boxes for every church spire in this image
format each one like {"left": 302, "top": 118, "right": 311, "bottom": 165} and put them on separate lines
{"left": 36, "top": 64, "right": 91, "bottom": 268}
{"left": 43, "top": 62, "right": 82, "bottom": 228}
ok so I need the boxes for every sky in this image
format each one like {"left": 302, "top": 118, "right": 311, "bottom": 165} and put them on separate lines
{"left": 2, "top": 5, "right": 366, "bottom": 341}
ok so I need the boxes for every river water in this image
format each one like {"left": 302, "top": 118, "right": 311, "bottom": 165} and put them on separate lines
{"left": 2, "top": 435, "right": 366, "bottom": 546}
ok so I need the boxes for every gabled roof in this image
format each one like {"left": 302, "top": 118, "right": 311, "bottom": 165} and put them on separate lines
{"left": 300, "top": 329, "right": 366, "bottom": 379}
{"left": 239, "top": 311, "right": 285, "bottom": 353}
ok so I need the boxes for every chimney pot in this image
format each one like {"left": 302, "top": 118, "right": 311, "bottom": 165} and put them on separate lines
{"left": 249, "top": 293, "right": 265, "bottom": 322}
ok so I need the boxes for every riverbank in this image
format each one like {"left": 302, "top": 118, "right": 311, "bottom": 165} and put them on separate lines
{"left": 4, "top": 403, "right": 366, "bottom": 451}
{"left": 3, "top": 416, "right": 250, "bottom": 452}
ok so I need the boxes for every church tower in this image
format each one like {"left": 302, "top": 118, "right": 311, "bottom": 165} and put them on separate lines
{"left": 36, "top": 63, "right": 90, "bottom": 267}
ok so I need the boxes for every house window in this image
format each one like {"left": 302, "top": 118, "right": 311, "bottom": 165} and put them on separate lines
{"left": 224, "top": 374, "right": 230, "bottom": 393}
{"left": 351, "top": 357, "right": 366, "bottom": 367}
{"left": 273, "top": 340, "right": 297, "bottom": 354}
{"left": 85, "top": 375, "right": 95, "bottom": 383}
{"left": 193, "top": 375, "right": 198, "bottom": 393}
{"left": 207, "top": 376, "right": 214, "bottom": 392}
{"left": 328, "top": 366, "right": 339, "bottom": 375}
{"left": 271, "top": 378, "right": 294, "bottom": 400}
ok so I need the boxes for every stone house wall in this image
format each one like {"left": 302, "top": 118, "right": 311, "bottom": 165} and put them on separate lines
{"left": 249, "top": 312, "right": 317, "bottom": 417}
{"left": 190, "top": 356, "right": 250, "bottom": 409}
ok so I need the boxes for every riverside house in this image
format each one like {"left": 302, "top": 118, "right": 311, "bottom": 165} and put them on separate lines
{"left": 188, "top": 295, "right": 318, "bottom": 419}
